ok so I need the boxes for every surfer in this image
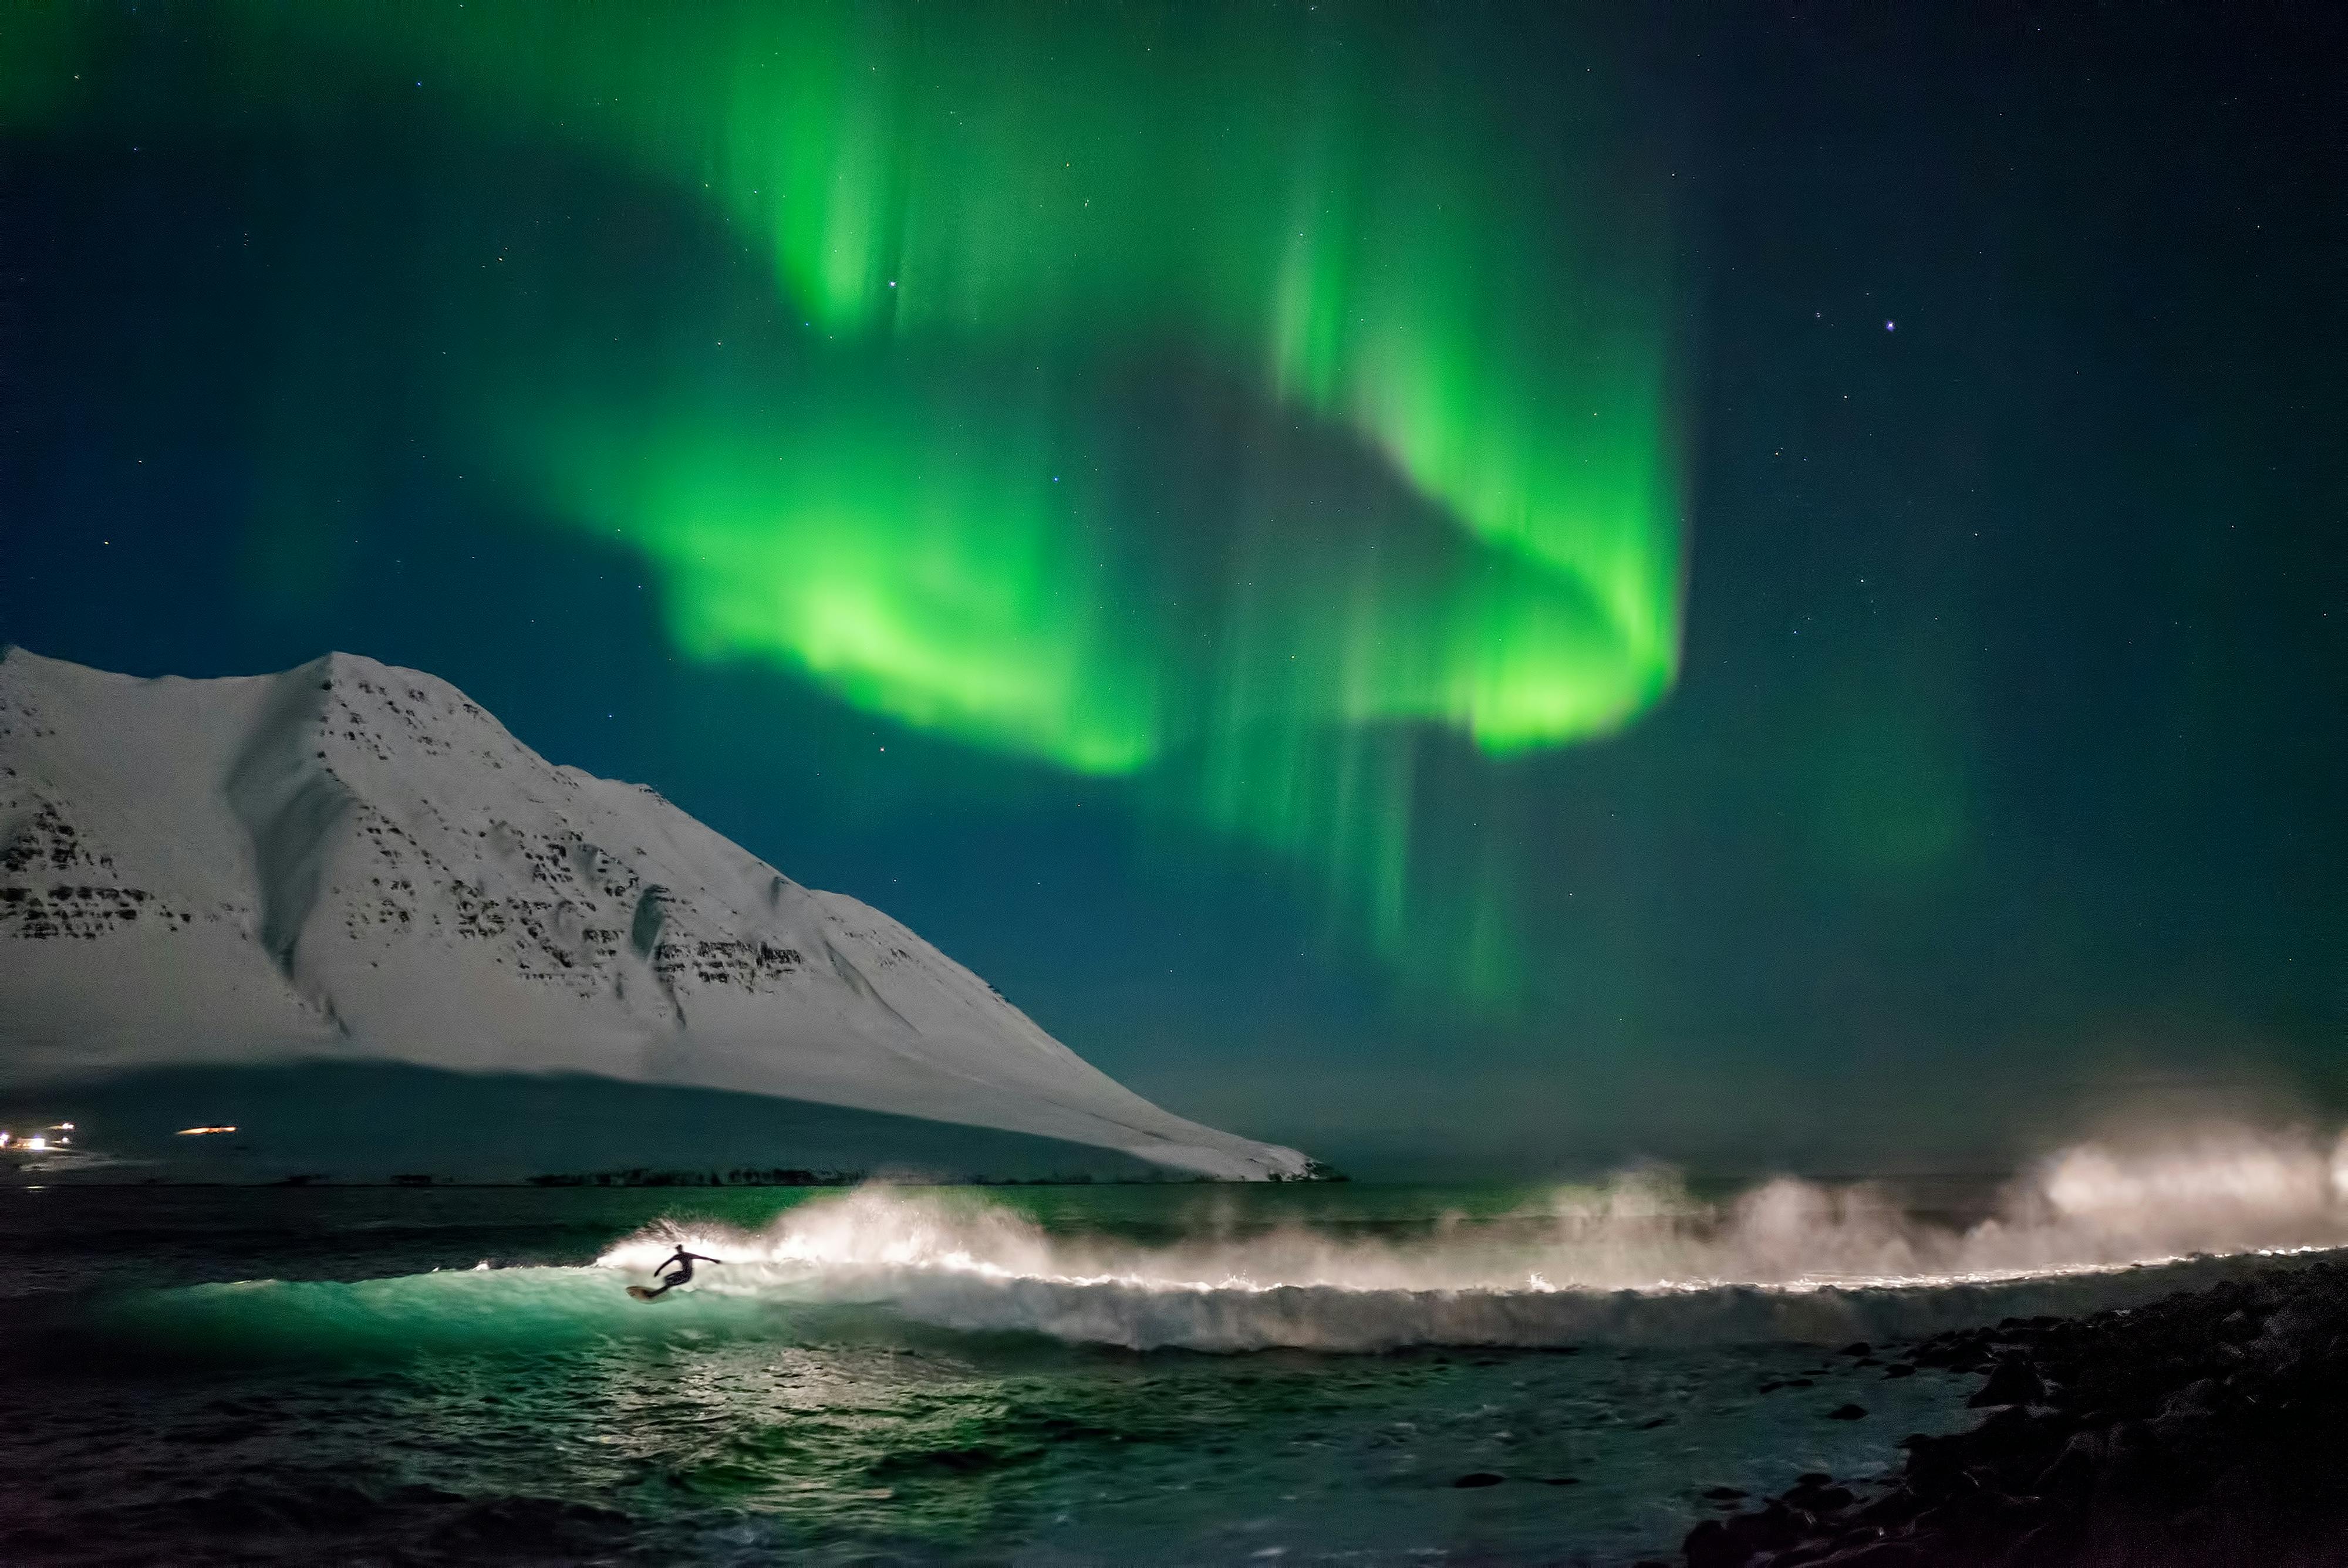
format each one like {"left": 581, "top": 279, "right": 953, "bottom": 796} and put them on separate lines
{"left": 632, "top": 1244, "right": 720, "bottom": 1300}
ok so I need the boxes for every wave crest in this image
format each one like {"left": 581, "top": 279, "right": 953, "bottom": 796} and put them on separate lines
{"left": 594, "top": 1128, "right": 2348, "bottom": 1350}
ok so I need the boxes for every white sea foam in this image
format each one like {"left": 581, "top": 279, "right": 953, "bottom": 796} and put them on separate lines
{"left": 598, "top": 1127, "right": 2348, "bottom": 1350}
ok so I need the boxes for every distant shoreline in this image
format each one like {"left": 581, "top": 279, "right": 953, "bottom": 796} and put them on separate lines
{"left": 0, "top": 1169, "right": 1342, "bottom": 1189}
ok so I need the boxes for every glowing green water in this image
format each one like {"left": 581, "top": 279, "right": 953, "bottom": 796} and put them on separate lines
{"left": 6, "top": 1186, "right": 1996, "bottom": 1567}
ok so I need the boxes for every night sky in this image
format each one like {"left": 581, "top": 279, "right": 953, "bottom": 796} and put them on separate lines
{"left": 3, "top": 3, "right": 2340, "bottom": 1176}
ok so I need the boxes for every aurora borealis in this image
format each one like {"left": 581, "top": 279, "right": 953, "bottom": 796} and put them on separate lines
{"left": 5, "top": 3, "right": 2341, "bottom": 1170}
{"left": 8, "top": 0, "right": 1683, "bottom": 1004}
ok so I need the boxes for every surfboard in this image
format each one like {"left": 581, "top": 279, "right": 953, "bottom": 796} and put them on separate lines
{"left": 626, "top": 1285, "right": 662, "bottom": 1302}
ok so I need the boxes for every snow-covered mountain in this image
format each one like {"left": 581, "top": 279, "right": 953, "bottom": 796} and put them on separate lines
{"left": 0, "top": 648, "right": 1307, "bottom": 1181}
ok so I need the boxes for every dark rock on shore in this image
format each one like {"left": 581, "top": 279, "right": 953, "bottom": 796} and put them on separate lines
{"left": 1681, "top": 1260, "right": 2348, "bottom": 1567}
{"left": 1967, "top": 1356, "right": 2046, "bottom": 1408}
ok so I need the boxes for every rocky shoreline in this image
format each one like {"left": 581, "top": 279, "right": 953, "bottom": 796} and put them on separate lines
{"left": 1677, "top": 1259, "right": 2348, "bottom": 1567}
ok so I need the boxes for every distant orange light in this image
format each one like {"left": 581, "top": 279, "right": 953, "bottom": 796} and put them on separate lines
{"left": 176, "top": 1126, "right": 238, "bottom": 1136}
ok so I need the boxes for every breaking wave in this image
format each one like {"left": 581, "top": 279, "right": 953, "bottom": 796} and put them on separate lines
{"left": 597, "top": 1127, "right": 2348, "bottom": 1351}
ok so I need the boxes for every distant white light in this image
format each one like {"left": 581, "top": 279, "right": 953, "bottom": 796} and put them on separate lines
{"left": 1885, "top": 320, "right": 1895, "bottom": 332}
{"left": 25, "top": 1137, "right": 45, "bottom": 1151}
{"left": 177, "top": 1126, "right": 239, "bottom": 1137}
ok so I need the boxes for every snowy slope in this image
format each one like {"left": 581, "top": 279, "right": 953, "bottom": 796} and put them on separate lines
{"left": 0, "top": 648, "right": 1307, "bottom": 1180}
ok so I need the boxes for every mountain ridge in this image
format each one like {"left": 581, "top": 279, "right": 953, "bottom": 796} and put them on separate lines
{"left": 0, "top": 646, "right": 1307, "bottom": 1180}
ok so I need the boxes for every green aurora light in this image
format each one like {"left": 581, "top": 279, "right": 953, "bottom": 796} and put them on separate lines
{"left": 6, "top": 2, "right": 1688, "bottom": 1004}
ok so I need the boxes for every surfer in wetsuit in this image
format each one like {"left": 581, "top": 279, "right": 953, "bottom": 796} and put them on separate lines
{"left": 639, "top": 1245, "right": 720, "bottom": 1299}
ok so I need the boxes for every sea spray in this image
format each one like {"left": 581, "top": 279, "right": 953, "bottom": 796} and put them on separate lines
{"left": 586, "top": 1127, "right": 2348, "bottom": 1352}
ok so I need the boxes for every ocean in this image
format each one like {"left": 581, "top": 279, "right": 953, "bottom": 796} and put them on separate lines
{"left": 4, "top": 1175, "right": 2336, "bottom": 1566}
